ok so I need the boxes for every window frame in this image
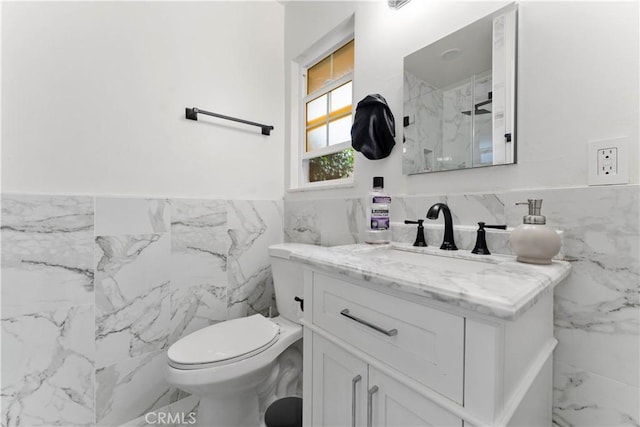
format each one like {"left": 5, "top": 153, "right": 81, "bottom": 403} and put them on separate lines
{"left": 301, "top": 72, "right": 354, "bottom": 161}
{"left": 290, "top": 34, "right": 356, "bottom": 191}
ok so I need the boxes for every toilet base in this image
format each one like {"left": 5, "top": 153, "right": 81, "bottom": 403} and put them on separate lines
{"left": 197, "top": 392, "right": 260, "bottom": 427}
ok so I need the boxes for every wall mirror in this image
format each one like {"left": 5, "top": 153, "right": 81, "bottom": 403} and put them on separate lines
{"left": 402, "top": 4, "right": 517, "bottom": 174}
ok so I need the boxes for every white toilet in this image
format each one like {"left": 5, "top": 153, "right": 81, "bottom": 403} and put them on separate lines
{"left": 166, "top": 243, "right": 307, "bottom": 427}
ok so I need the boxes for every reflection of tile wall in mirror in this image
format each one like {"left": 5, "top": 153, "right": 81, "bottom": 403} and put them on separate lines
{"left": 402, "top": 3, "right": 517, "bottom": 175}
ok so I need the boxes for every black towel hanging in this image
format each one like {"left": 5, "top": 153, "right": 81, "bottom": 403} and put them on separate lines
{"left": 350, "top": 94, "right": 396, "bottom": 160}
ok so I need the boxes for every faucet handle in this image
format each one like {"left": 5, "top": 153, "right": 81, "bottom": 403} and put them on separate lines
{"left": 404, "top": 220, "right": 427, "bottom": 247}
{"left": 471, "top": 222, "right": 491, "bottom": 255}
{"left": 484, "top": 224, "right": 507, "bottom": 230}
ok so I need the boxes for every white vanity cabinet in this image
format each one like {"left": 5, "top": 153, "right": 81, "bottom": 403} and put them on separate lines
{"left": 310, "top": 333, "right": 462, "bottom": 427}
{"left": 302, "top": 268, "right": 557, "bottom": 427}
{"left": 309, "top": 333, "right": 367, "bottom": 427}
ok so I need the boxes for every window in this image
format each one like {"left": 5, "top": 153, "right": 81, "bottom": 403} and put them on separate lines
{"left": 301, "top": 40, "right": 355, "bottom": 184}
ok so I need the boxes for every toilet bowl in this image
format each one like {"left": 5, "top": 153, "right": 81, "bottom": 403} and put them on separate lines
{"left": 166, "top": 243, "right": 309, "bottom": 427}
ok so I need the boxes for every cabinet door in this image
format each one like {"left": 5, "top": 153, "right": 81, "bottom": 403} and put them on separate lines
{"left": 311, "top": 333, "right": 368, "bottom": 427}
{"left": 368, "top": 368, "right": 462, "bottom": 427}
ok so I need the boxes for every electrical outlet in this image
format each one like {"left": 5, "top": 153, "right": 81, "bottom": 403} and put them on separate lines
{"left": 597, "top": 147, "right": 617, "bottom": 176}
{"left": 588, "top": 137, "right": 629, "bottom": 186}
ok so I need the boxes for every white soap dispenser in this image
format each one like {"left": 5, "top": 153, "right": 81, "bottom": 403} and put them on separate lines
{"left": 509, "top": 199, "right": 561, "bottom": 265}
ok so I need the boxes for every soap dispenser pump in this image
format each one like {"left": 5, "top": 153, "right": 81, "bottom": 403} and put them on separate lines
{"left": 509, "top": 199, "right": 561, "bottom": 264}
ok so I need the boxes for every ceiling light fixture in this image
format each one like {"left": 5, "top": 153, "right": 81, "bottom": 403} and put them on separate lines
{"left": 440, "top": 48, "right": 462, "bottom": 61}
{"left": 388, "top": 0, "right": 411, "bottom": 10}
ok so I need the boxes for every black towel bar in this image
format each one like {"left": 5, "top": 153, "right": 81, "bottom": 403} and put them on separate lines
{"left": 185, "top": 107, "right": 274, "bottom": 136}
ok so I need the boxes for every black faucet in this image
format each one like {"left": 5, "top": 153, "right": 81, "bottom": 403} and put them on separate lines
{"left": 426, "top": 203, "right": 458, "bottom": 250}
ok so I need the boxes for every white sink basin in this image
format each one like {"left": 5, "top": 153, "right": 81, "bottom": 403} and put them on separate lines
{"left": 378, "top": 248, "right": 493, "bottom": 274}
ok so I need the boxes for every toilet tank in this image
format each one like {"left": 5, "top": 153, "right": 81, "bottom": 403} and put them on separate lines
{"left": 269, "top": 243, "right": 309, "bottom": 324}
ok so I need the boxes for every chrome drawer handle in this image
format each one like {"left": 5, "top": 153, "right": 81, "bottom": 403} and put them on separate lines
{"left": 367, "top": 385, "right": 378, "bottom": 427}
{"left": 340, "top": 309, "right": 398, "bottom": 337}
{"left": 351, "top": 375, "right": 362, "bottom": 427}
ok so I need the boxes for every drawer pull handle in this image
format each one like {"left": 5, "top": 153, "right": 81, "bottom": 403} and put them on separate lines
{"left": 340, "top": 309, "right": 398, "bottom": 337}
{"left": 367, "top": 385, "right": 379, "bottom": 427}
{"left": 351, "top": 375, "right": 362, "bottom": 427}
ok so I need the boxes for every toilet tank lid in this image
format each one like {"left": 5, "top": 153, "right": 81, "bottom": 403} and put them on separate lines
{"left": 268, "top": 243, "right": 317, "bottom": 259}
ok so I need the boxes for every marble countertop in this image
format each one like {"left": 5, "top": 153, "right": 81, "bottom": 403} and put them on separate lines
{"left": 285, "top": 242, "right": 572, "bottom": 320}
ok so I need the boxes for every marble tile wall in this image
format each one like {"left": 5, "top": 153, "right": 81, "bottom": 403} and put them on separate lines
{"left": 1, "top": 195, "right": 283, "bottom": 427}
{"left": 2, "top": 187, "right": 637, "bottom": 426}
{"left": 284, "top": 184, "right": 640, "bottom": 426}
{"left": 1, "top": 195, "right": 95, "bottom": 427}
{"left": 403, "top": 71, "right": 443, "bottom": 174}
{"left": 94, "top": 198, "right": 175, "bottom": 426}
{"left": 442, "top": 80, "right": 473, "bottom": 169}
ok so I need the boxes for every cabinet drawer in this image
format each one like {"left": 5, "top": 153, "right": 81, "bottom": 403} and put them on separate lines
{"left": 312, "top": 272, "right": 464, "bottom": 404}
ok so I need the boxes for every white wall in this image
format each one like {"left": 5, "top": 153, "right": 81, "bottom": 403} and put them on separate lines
{"left": 2, "top": 1, "right": 285, "bottom": 199}
{"left": 284, "top": 1, "right": 639, "bottom": 200}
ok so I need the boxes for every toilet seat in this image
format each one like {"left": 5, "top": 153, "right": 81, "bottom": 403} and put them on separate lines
{"left": 168, "top": 314, "right": 280, "bottom": 370}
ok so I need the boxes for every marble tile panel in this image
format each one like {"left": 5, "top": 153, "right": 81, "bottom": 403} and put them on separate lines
{"left": 391, "top": 222, "right": 417, "bottom": 245}
{"left": 403, "top": 71, "right": 443, "bottom": 175}
{"left": 503, "top": 186, "right": 639, "bottom": 385}
{"left": 228, "top": 268, "right": 274, "bottom": 319}
{"left": 442, "top": 82, "right": 473, "bottom": 169}
{"left": 484, "top": 228, "right": 515, "bottom": 256}
{"left": 1, "top": 304, "right": 94, "bottom": 427}
{"left": 391, "top": 195, "right": 417, "bottom": 223}
{"left": 318, "top": 198, "right": 366, "bottom": 247}
{"left": 554, "top": 263, "right": 639, "bottom": 386}
{"left": 394, "top": 193, "right": 505, "bottom": 227}
{"left": 123, "top": 396, "right": 199, "bottom": 427}
{"left": 169, "top": 283, "right": 227, "bottom": 345}
{"left": 95, "top": 197, "right": 170, "bottom": 236}
{"left": 410, "top": 195, "right": 448, "bottom": 223}
{"left": 170, "top": 199, "right": 229, "bottom": 290}
{"left": 96, "top": 350, "right": 171, "bottom": 427}
{"left": 166, "top": 398, "right": 199, "bottom": 427}
{"left": 228, "top": 200, "right": 283, "bottom": 318}
{"left": 283, "top": 200, "right": 321, "bottom": 245}
{"left": 553, "top": 361, "right": 639, "bottom": 426}
{"left": 1, "top": 195, "right": 94, "bottom": 311}
{"left": 95, "top": 234, "right": 172, "bottom": 368}
{"left": 445, "top": 193, "right": 506, "bottom": 226}
{"left": 404, "top": 70, "right": 438, "bottom": 102}
{"left": 402, "top": 104, "right": 422, "bottom": 174}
